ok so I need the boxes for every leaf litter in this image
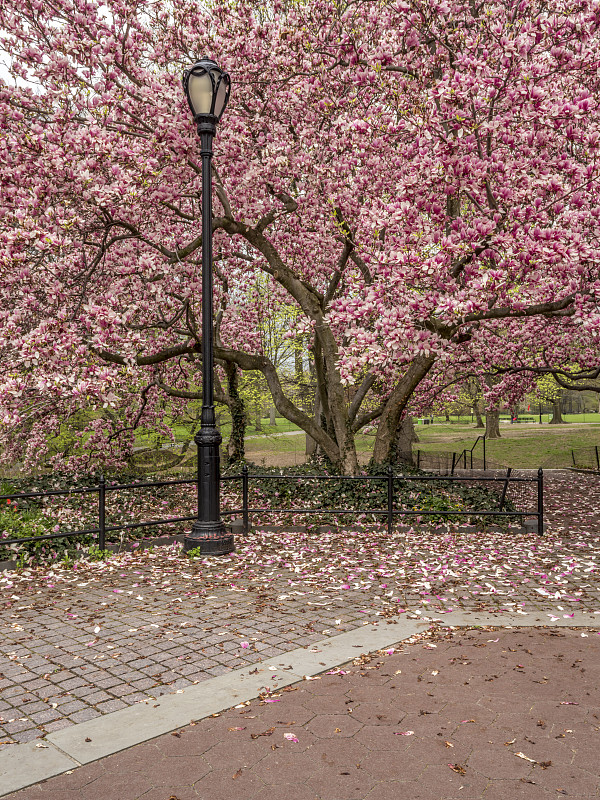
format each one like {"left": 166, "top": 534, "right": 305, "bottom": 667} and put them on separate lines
{"left": 2, "top": 471, "right": 600, "bottom": 747}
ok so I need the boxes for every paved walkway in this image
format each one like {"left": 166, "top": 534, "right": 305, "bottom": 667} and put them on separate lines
{"left": 4, "top": 625, "right": 600, "bottom": 799}
{"left": 1, "top": 471, "right": 600, "bottom": 796}
{"left": 1, "top": 472, "right": 600, "bottom": 747}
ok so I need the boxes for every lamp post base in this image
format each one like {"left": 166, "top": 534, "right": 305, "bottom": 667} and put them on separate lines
{"left": 183, "top": 520, "right": 235, "bottom": 556}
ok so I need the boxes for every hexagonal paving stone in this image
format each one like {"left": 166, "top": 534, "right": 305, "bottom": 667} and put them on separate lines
{"left": 393, "top": 712, "right": 453, "bottom": 738}
{"left": 252, "top": 784, "right": 323, "bottom": 800}
{"left": 349, "top": 702, "right": 406, "bottom": 726}
{"left": 415, "top": 763, "right": 489, "bottom": 798}
{"left": 138, "top": 787, "right": 200, "bottom": 800}
{"left": 155, "top": 726, "right": 223, "bottom": 757}
{"left": 407, "top": 735, "right": 473, "bottom": 767}
{"left": 306, "top": 764, "right": 379, "bottom": 800}
{"left": 98, "top": 742, "right": 163, "bottom": 773}
{"left": 531, "top": 762, "right": 600, "bottom": 796}
{"left": 299, "top": 693, "right": 348, "bottom": 715}
{"left": 300, "top": 676, "right": 355, "bottom": 696}
{"left": 251, "top": 750, "right": 322, "bottom": 785}
{"left": 307, "top": 737, "right": 370, "bottom": 767}
{"left": 192, "top": 765, "right": 265, "bottom": 799}
{"left": 481, "top": 779, "right": 567, "bottom": 800}
{"left": 571, "top": 738, "right": 600, "bottom": 772}
{"left": 467, "top": 745, "right": 534, "bottom": 780}
{"left": 139, "top": 755, "right": 211, "bottom": 786}
{"left": 355, "top": 723, "right": 418, "bottom": 752}
{"left": 203, "top": 735, "right": 278, "bottom": 769}
{"left": 437, "top": 702, "right": 498, "bottom": 728}
{"left": 365, "top": 778, "right": 485, "bottom": 800}
{"left": 79, "top": 771, "right": 156, "bottom": 800}
{"left": 30, "top": 760, "right": 107, "bottom": 791}
{"left": 249, "top": 701, "right": 316, "bottom": 726}
{"left": 344, "top": 685, "right": 397, "bottom": 705}
{"left": 305, "top": 713, "right": 363, "bottom": 738}
{"left": 360, "top": 747, "right": 429, "bottom": 781}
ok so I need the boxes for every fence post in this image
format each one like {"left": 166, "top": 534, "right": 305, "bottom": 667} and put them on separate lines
{"left": 483, "top": 436, "right": 486, "bottom": 471}
{"left": 242, "top": 465, "right": 249, "bottom": 533}
{"left": 572, "top": 449, "right": 576, "bottom": 467}
{"left": 463, "top": 450, "right": 467, "bottom": 469}
{"left": 537, "top": 468, "right": 544, "bottom": 536}
{"left": 98, "top": 475, "right": 106, "bottom": 551}
{"left": 596, "top": 446, "right": 599, "bottom": 471}
{"left": 416, "top": 449, "right": 421, "bottom": 470}
{"left": 387, "top": 465, "right": 394, "bottom": 536}
{"left": 498, "top": 467, "right": 512, "bottom": 511}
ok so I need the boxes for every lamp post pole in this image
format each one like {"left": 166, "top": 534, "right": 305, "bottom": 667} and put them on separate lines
{"left": 182, "top": 59, "right": 234, "bottom": 556}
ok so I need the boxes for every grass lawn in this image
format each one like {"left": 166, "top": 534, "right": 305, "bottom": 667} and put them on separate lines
{"left": 414, "top": 421, "right": 600, "bottom": 468}
{"left": 134, "top": 416, "right": 303, "bottom": 448}
{"left": 43, "top": 410, "right": 600, "bottom": 473}
{"left": 144, "top": 420, "right": 600, "bottom": 471}
{"left": 244, "top": 431, "right": 375, "bottom": 467}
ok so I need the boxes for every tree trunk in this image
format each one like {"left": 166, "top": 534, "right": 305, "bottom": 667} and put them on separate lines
{"left": 305, "top": 390, "right": 320, "bottom": 456}
{"left": 485, "top": 408, "right": 501, "bottom": 438}
{"left": 269, "top": 407, "right": 276, "bottom": 426}
{"left": 224, "top": 363, "right": 246, "bottom": 465}
{"left": 390, "top": 415, "right": 419, "bottom": 466}
{"left": 295, "top": 338, "right": 303, "bottom": 383}
{"left": 314, "top": 334, "right": 360, "bottom": 475}
{"left": 473, "top": 401, "right": 484, "bottom": 428}
{"left": 550, "top": 399, "right": 564, "bottom": 424}
{"left": 445, "top": 409, "right": 450, "bottom": 422}
{"left": 371, "top": 355, "right": 435, "bottom": 465}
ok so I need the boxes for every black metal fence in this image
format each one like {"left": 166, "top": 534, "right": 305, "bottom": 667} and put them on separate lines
{"left": 414, "top": 435, "right": 511, "bottom": 474}
{"left": 0, "top": 467, "right": 545, "bottom": 557}
{"left": 571, "top": 446, "right": 600, "bottom": 472}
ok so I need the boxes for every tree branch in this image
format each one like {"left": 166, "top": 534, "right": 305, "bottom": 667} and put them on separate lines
{"left": 90, "top": 342, "right": 196, "bottom": 366}
{"left": 214, "top": 345, "right": 339, "bottom": 462}
{"left": 348, "top": 373, "right": 376, "bottom": 426}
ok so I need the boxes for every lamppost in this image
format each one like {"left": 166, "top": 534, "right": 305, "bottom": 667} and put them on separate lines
{"left": 182, "top": 58, "right": 234, "bottom": 556}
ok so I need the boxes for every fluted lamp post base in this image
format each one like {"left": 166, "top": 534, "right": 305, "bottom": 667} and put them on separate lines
{"left": 183, "top": 521, "right": 234, "bottom": 556}
{"left": 182, "top": 424, "right": 235, "bottom": 557}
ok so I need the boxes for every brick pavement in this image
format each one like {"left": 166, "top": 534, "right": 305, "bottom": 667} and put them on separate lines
{"left": 4, "top": 626, "right": 600, "bottom": 799}
{"left": 1, "top": 471, "right": 600, "bottom": 749}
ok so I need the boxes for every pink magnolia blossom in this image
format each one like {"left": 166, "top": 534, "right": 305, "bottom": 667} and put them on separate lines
{"left": 0, "top": 0, "right": 599, "bottom": 473}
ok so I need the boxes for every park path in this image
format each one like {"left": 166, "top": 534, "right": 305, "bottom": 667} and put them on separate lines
{"left": 0, "top": 471, "right": 600, "bottom": 797}
{"left": 1, "top": 471, "right": 599, "bottom": 753}
{"left": 3, "top": 625, "right": 600, "bottom": 799}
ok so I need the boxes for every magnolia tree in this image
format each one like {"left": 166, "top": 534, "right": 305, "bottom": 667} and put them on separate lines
{"left": 1, "top": 0, "right": 600, "bottom": 475}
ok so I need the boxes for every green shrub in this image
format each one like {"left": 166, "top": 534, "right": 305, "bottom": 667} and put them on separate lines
{"left": 231, "top": 459, "right": 516, "bottom": 527}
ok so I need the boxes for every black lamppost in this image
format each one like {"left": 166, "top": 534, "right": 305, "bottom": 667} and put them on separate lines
{"left": 182, "top": 58, "right": 234, "bottom": 556}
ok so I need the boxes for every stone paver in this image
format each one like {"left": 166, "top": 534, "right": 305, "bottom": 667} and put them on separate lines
{"left": 1, "top": 472, "right": 600, "bottom": 748}
{"left": 3, "top": 626, "right": 600, "bottom": 799}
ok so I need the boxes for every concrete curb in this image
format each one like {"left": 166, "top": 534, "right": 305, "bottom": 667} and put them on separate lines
{"left": 0, "top": 620, "right": 420, "bottom": 796}
{"left": 2, "top": 611, "right": 600, "bottom": 796}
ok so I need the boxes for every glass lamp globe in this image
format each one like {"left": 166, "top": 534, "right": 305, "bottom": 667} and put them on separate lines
{"left": 183, "top": 58, "right": 231, "bottom": 121}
